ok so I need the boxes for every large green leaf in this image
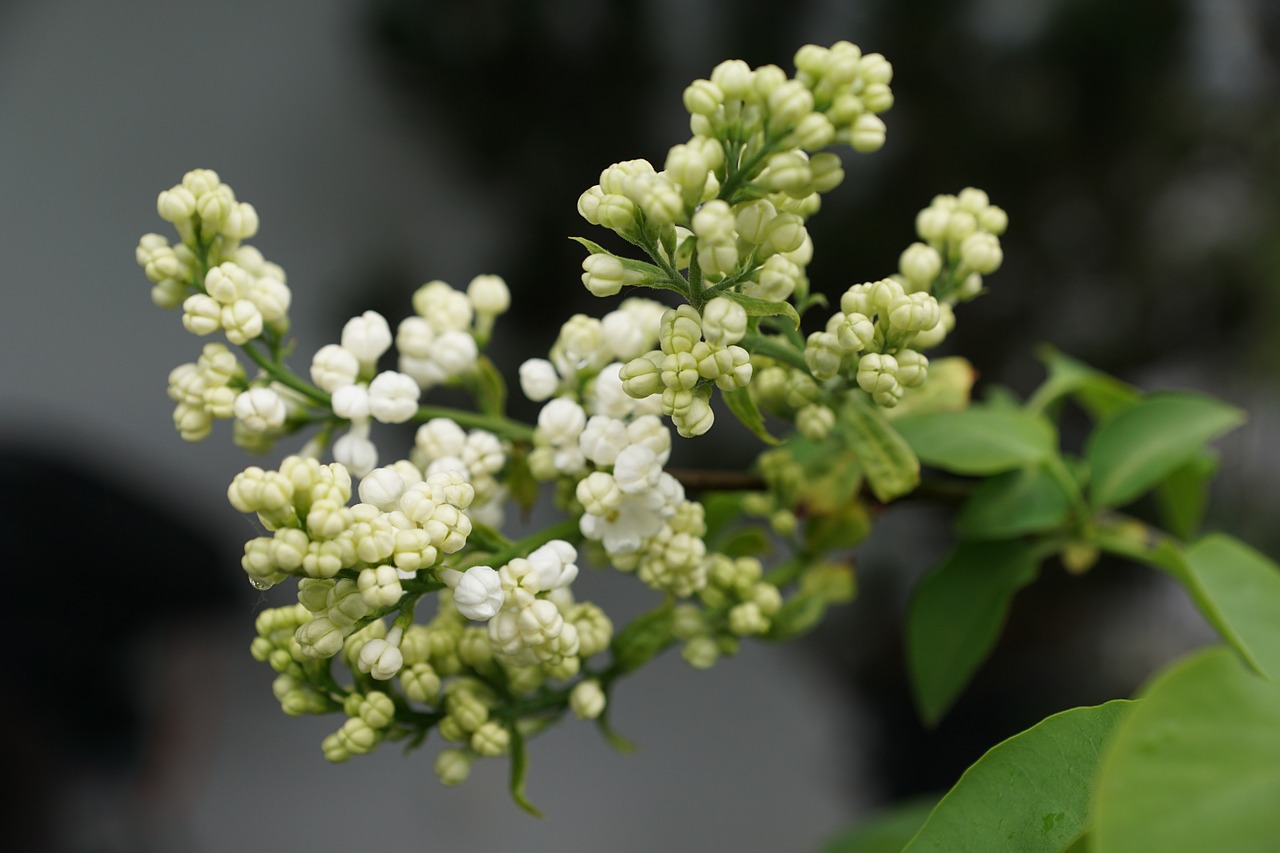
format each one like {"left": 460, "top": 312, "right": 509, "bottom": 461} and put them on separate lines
{"left": 1153, "top": 451, "right": 1219, "bottom": 541}
{"left": 907, "top": 540, "right": 1041, "bottom": 726}
{"left": 1084, "top": 391, "right": 1244, "bottom": 510}
{"left": 893, "top": 407, "right": 1057, "bottom": 476}
{"left": 841, "top": 395, "right": 920, "bottom": 503}
{"left": 1184, "top": 534, "right": 1280, "bottom": 683}
{"left": 1093, "top": 646, "right": 1280, "bottom": 853}
{"left": 955, "top": 463, "right": 1073, "bottom": 540}
{"left": 904, "top": 700, "right": 1133, "bottom": 852}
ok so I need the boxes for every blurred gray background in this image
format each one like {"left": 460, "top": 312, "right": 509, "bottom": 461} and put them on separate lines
{"left": 1, "top": 1, "right": 1277, "bottom": 851}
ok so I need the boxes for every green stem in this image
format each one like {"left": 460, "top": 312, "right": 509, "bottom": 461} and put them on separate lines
{"left": 741, "top": 330, "right": 810, "bottom": 373}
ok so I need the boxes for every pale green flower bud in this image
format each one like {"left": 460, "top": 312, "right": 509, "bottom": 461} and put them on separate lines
{"left": 682, "top": 635, "right": 719, "bottom": 669}
{"left": 466, "top": 274, "right": 510, "bottom": 316}
{"left": 899, "top": 242, "right": 943, "bottom": 288}
{"left": 151, "top": 278, "right": 187, "bottom": 309}
{"left": 665, "top": 143, "right": 712, "bottom": 201}
{"left": 959, "top": 231, "right": 1003, "bottom": 274}
{"left": 270, "top": 527, "right": 310, "bottom": 572}
{"left": 683, "top": 79, "right": 723, "bottom": 116}
{"left": 577, "top": 471, "right": 622, "bottom": 517}
{"left": 597, "top": 193, "right": 637, "bottom": 231}
{"left": 570, "top": 679, "right": 607, "bottom": 720}
{"left": 796, "top": 403, "right": 836, "bottom": 441}
{"left": 297, "top": 616, "right": 346, "bottom": 659}
{"left": 978, "top": 204, "right": 1008, "bottom": 235}
{"left": 888, "top": 292, "right": 941, "bottom": 333}
{"left": 946, "top": 210, "right": 978, "bottom": 243}
{"left": 181, "top": 168, "right": 221, "bottom": 197}
{"left": 729, "top": 601, "right": 769, "bottom": 636}
{"left": 956, "top": 272, "right": 984, "bottom": 301}
{"left": 857, "top": 352, "right": 901, "bottom": 400}
{"left": 751, "top": 582, "right": 784, "bottom": 616}
{"left": 771, "top": 508, "right": 799, "bottom": 535}
{"left": 157, "top": 186, "right": 197, "bottom": 222}
{"left": 697, "top": 237, "right": 739, "bottom": 277}
{"left": 858, "top": 52, "right": 894, "bottom": 86}
{"left": 956, "top": 187, "right": 990, "bottom": 213}
{"left": 358, "top": 691, "right": 396, "bottom": 729}
{"left": 620, "top": 352, "right": 665, "bottom": 399}
{"left": 793, "top": 113, "right": 836, "bottom": 151}
{"left": 577, "top": 185, "right": 605, "bottom": 225}
{"left": 710, "top": 59, "right": 754, "bottom": 100}
{"left": 581, "top": 253, "right": 626, "bottom": 297}
{"left": 746, "top": 254, "right": 801, "bottom": 301}
{"left": 471, "top": 721, "right": 510, "bottom": 757}
{"left": 765, "top": 213, "right": 808, "bottom": 254}
{"left": 915, "top": 205, "right": 952, "bottom": 244}
{"left": 357, "top": 565, "right": 403, "bottom": 608}
{"left": 767, "top": 80, "right": 814, "bottom": 131}
{"left": 196, "top": 186, "right": 233, "bottom": 230}
{"left": 457, "top": 627, "right": 494, "bottom": 669}
{"left": 182, "top": 293, "right": 222, "bottom": 336}
{"left": 753, "top": 63, "right": 788, "bottom": 99}
{"left": 836, "top": 311, "right": 876, "bottom": 353}
{"left": 808, "top": 151, "right": 844, "bottom": 193}
{"left": 861, "top": 82, "right": 894, "bottom": 114}
{"left": 764, "top": 151, "right": 812, "bottom": 197}
{"left": 896, "top": 349, "right": 929, "bottom": 387}
{"left": 912, "top": 302, "right": 955, "bottom": 350}
{"left": 691, "top": 199, "right": 735, "bottom": 239}
{"left": 221, "top": 299, "right": 264, "bottom": 345}
{"left": 401, "top": 662, "right": 441, "bottom": 704}
{"left": 871, "top": 277, "right": 906, "bottom": 312}
{"left": 221, "top": 202, "right": 259, "bottom": 240}
{"left": 673, "top": 391, "right": 714, "bottom": 438}
{"left": 734, "top": 199, "right": 776, "bottom": 245}
{"left": 701, "top": 297, "right": 748, "bottom": 346}
{"left": 805, "top": 331, "right": 844, "bottom": 380}
{"left": 434, "top": 749, "right": 473, "bottom": 786}
{"left": 628, "top": 173, "right": 684, "bottom": 226}
{"left": 850, "top": 113, "right": 887, "bottom": 153}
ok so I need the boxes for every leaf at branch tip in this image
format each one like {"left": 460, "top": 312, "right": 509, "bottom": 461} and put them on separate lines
{"left": 907, "top": 540, "right": 1041, "bottom": 727}
{"left": 722, "top": 385, "right": 781, "bottom": 445}
{"left": 893, "top": 405, "right": 1057, "bottom": 476}
{"left": 721, "top": 290, "right": 802, "bottom": 330}
{"left": 1030, "top": 344, "right": 1139, "bottom": 421}
{"left": 1084, "top": 390, "right": 1245, "bottom": 510}
{"left": 904, "top": 700, "right": 1133, "bottom": 852}
{"left": 840, "top": 394, "right": 920, "bottom": 503}
{"left": 1093, "top": 646, "right": 1280, "bottom": 853}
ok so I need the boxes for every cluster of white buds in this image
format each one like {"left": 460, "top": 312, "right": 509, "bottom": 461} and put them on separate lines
{"left": 410, "top": 418, "right": 509, "bottom": 528}
{"left": 228, "top": 454, "right": 474, "bottom": 615}
{"left": 670, "top": 555, "right": 784, "bottom": 669}
{"left": 803, "top": 278, "right": 944, "bottom": 407}
{"left": 138, "top": 169, "right": 290, "bottom": 339}
{"left": 310, "top": 310, "right": 420, "bottom": 476}
{"left": 911, "top": 187, "right": 1007, "bottom": 302}
{"left": 618, "top": 298, "right": 752, "bottom": 437}
{"left": 395, "top": 278, "right": 493, "bottom": 389}
{"left": 166, "top": 342, "right": 246, "bottom": 441}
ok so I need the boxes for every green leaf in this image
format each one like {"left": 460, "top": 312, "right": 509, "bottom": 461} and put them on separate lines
{"left": 841, "top": 395, "right": 920, "bottom": 503}
{"left": 955, "top": 463, "right": 1074, "bottom": 540}
{"left": 907, "top": 540, "right": 1041, "bottom": 726}
{"left": 883, "top": 356, "right": 976, "bottom": 420}
{"left": 893, "top": 406, "right": 1058, "bottom": 476}
{"left": 1028, "top": 345, "right": 1139, "bottom": 421}
{"left": 721, "top": 290, "right": 802, "bottom": 329}
{"left": 905, "top": 700, "right": 1133, "bottom": 852}
{"left": 1085, "top": 391, "right": 1245, "bottom": 510}
{"left": 1093, "top": 646, "right": 1280, "bottom": 853}
{"left": 507, "top": 727, "right": 543, "bottom": 817}
{"left": 1153, "top": 451, "right": 1219, "bottom": 540}
{"left": 1184, "top": 534, "right": 1280, "bottom": 683}
{"left": 722, "top": 385, "right": 781, "bottom": 445}
{"left": 610, "top": 604, "right": 675, "bottom": 674}
{"left": 825, "top": 795, "right": 939, "bottom": 853}
{"left": 471, "top": 355, "right": 507, "bottom": 418}
{"left": 805, "top": 499, "right": 873, "bottom": 553}
{"left": 765, "top": 593, "right": 828, "bottom": 641}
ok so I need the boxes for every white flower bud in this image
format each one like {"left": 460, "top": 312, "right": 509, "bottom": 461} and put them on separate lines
{"left": 570, "top": 680, "right": 606, "bottom": 720}
{"left": 518, "top": 358, "right": 560, "bottom": 402}
{"left": 181, "top": 294, "right": 222, "bottom": 336}
{"left": 157, "top": 186, "right": 196, "bottom": 222}
{"left": 767, "top": 80, "right": 814, "bottom": 130}
{"left": 466, "top": 274, "right": 510, "bottom": 316}
{"left": 368, "top": 371, "right": 421, "bottom": 424}
{"left": 537, "top": 397, "right": 587, "bottom": 445}
{"left": 959, "top": 231, "right": 1003, "bottom": 274}
{"left": 331, "top": 383, "right": 371, "bottom": 420}
{"left": 333, "top": 429, "right": 378, "bottom": 478}
{"left": 899, "top": 242, "right": 943, "bottom": 288}
{"left": 710, "top": 59, "right": 754, "bottom": 100}
{"left": 700, "top": 297, "right": 748, "bottom": 346}
{"left": 357, "top": 637, "right": 404, "bottom": 681}
{"left": 341, "top": 310, "right": 393, "bottom": 367}
{"left": 221, "top": 299, "right": 265, "bottom": 345}
{"left": 435, "top": 748, "right": 473, "bottom": 786}
{"left": 234, "top": 387, "right": 287, "bottom": 432}
{"left": 358, "top": 565, "right": 403, "bottom": 608}
{"left": 683, "top": 78, "right": 723, "bottom": 115}
{"left": 310, "top": 344, "right": 360, "bottom": 393}
{"left": 442, "top": 566, "right": 504, "bottom": 621}
{"left": 581, "top": 253, "right": 626, "bottom": 297}
{"left": 358, "top": 466, "right": 408, "bottom": 510}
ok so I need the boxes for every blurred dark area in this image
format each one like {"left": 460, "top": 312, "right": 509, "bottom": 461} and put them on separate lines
{"left": 3, "top": 0, "right": 1277, "bottom": 848}
{"left": 355, "top": 0, "right": 1280, "bottom": 817}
